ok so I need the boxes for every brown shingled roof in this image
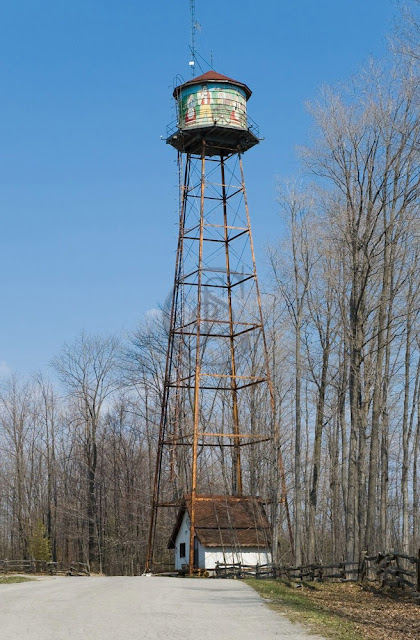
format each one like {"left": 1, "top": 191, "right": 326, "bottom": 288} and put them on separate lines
{"left": 173, "top": 70, "right": 252, "bottom": 100}
{"left": 168, "top": 495, "right": 271, "bottom": 549}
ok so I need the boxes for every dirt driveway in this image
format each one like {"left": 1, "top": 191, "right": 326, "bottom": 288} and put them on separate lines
{"left": 0, "top": 576, "right": 326, "bottom": 639}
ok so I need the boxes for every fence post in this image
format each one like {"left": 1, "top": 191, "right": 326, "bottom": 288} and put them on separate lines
{"left": 417, "top": 549, "right": 420, "bottom": 593}
{"left": 360, "top": 551, "right": 367, "bottom": 582}
{"left": 394, "top": 553, "right": 402, "bottom": 589}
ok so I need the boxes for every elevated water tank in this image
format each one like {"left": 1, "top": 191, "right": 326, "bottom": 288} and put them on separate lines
{"left": 167, "top": 70, "right": 259, "bottom": 156}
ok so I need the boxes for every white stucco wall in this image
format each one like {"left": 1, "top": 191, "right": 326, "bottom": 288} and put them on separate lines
{"left": 173, "top": 511, "right": 190, "bottom": 571}
{"left": 198, "top": 539, "right": 205, "bottom": 568}
{"left": 204, "top": 548, "right": 272, "bottom": 568}
{"left": 173, "top": 513, "right": 207, "bottom": 570}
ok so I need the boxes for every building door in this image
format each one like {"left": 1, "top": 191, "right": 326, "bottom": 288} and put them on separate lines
{"left": 193, "top": 536, "right": 199, "bottom": 569}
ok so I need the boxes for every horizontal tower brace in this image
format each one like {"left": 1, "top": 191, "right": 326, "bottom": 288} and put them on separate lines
{"left": 168, "top": 373, "right": 265, "bottom": 382}
{"left": 180, "top": 267, "right": 253, "bottom": 281}
{"left": 186, "top": 188, "right": 243, "bottom": 201}
{"left": 167, "top": 380, "right": 267, "bottom": 390}
{"left": 190, "top": 181, "right": 242, "bottom": 189}
{"left": 154, "top": 495, "right": 270, "bottom": 508}
{"left": 162, "top": 438, "right": 272, "bottom": 447}
{"left": 201, "top": 373, "right": 265, "bottom": 380}
{"left": 175, "top": 318, "right": 260, "bottom": 327}
{"left": 165, "top": 432, "right": 266, "bottom": 443}
{"left": 188, "top": 154, "right": 236, "bottom": 162}
{"left": 185, "top": 223, "right": 248, "bottom": 233}
{"left": 173, "top": 432, "right": 270, "bottom": 440}
{"left": 172, "top": 326, "right": 261, "bottom": 338}
{"left": 181, "top": 275, "right": 254, "bottom": 288}
{"left": 183, "top": 229, "right": 249, "bottom": 243}
{"left": 169, "top": 373, "right": 267, "bottom": 384}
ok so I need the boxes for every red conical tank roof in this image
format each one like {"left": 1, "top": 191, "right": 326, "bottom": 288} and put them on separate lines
{"left": 173, "top": 70, "right": 252, "bottom": 100}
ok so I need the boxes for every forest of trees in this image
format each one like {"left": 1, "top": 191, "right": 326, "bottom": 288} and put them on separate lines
{"left": 0, "top": 4, "right": 419, "bottom": 574}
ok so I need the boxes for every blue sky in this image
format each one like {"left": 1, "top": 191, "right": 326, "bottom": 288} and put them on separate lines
{"left": 0, "top": 0, "right": 400, "bottom": 374}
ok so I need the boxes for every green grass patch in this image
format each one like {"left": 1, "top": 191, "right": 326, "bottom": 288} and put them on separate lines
{"left": 0, "top": 575, "right": 35, "bottom": 584}
{"left": 246, "top": 579, "right": 363, "bottom": 640}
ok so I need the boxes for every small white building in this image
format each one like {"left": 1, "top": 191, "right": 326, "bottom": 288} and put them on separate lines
{"left": 168, "top": 495, "right": 272, "bottom": 571}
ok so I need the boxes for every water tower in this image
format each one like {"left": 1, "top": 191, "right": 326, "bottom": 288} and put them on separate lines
{"left": 145, "top": 70, "right": 292, "bottom": 574}
{"left": 167, "top": 70, "right": 258, "bottom": 155}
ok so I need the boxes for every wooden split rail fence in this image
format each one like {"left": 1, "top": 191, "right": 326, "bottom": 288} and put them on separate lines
{"left": 0, "top": 560, "right": 90, "bottom": 576}
{"left": 215, "top": 561, "right": 359, "bottom": 581}
{"left": 361, "top": 551, "right": 420, "bottom": 596}
{"left": 215, "top": 550, "right": 420, "bottom": 598}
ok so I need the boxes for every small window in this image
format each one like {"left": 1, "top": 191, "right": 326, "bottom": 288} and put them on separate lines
{"left": 180, "top": 542, "right": 186, "bottom": 558}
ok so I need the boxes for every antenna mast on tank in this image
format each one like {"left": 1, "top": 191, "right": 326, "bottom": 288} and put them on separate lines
{"left": 189, "top": 0, "right": 197, "bottom": 77}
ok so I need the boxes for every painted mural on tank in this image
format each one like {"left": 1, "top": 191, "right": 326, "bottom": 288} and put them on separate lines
{"left": 179, "top": 83, "right": 247, "bottom": 130}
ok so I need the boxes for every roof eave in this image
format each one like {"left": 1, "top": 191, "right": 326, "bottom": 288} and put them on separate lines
{"left": 196, "top": 541, "right": 271, "bottom": 549}
{"left": 173, "top": 77, "right": 252, "bottom": 100}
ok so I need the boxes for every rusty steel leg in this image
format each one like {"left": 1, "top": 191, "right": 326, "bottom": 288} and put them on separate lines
{"left": 220, "top": 154, "right": 242, "bottom": 496}
{"left": 188, "top": 141, "right": 206, "bottom": 576}
{"left": 238, "top": 153, "right": 295, "bottom": 560}
{"left": 144, "top": 153, "right": 191, "bottom": 573}
{"left": 169, "top": 153, "right": 188, "bottom": 488}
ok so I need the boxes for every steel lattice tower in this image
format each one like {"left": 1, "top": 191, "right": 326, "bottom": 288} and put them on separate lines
{"left": 145, "top": 71, "right": 292, "bottom": 574}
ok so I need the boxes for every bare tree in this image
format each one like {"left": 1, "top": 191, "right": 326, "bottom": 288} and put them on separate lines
{"left": 394, "top": 0, "right": 420, "bottom": 62}
{"left": 33, "top": 374, "right": 59, "bottom": 561}
{"left": 0, "top": 376, "right": 34, "bottom": 558}
{"left": 301, "top": 59, "right": 420, "bottom": 560}
{"left": 270, "top": 186, "right": 313, "bottom": 565}
{"left": 52, "top": 332, "right": 121, "bottom": 571}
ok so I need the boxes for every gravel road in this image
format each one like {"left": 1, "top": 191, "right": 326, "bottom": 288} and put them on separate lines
{"left": 0, "top": 576, "right": 326, "bottom": 639}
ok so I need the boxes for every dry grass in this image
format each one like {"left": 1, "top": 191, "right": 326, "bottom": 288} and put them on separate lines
{"left": 247, "top": 578, "right": 363, "bottom": 640}
{"left": 247, "top": 579, "right": 420, "bottom": 640}
{"left": 302, "top": 582, "right": 420, "bottom": 640}
{"left": 0, "top": 575, "right": 34, "bottom": 584}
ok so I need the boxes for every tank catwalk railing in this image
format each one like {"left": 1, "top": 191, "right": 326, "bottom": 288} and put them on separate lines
{"left": 166, "top": 113, "right": 260, "bottom": 139}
